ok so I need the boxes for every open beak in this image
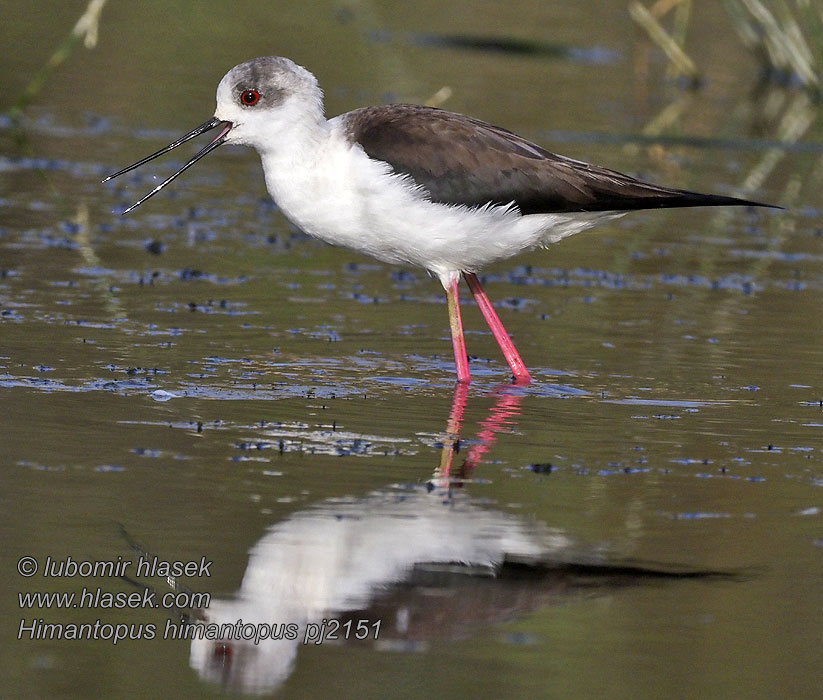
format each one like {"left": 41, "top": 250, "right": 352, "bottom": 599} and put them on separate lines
{"left": 102, "top": 117, "right": 233, "bottom": 214}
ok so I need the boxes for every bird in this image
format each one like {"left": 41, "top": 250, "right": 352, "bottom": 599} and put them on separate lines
{"left": 103, "top": 56, "right": 775, "bottom": 385}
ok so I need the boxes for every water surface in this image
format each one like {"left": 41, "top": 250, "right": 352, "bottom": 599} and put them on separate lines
{"left": 2, "top": 1, "right": 822, "bottom": 698}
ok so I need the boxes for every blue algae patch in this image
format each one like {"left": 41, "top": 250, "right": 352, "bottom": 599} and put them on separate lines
{"left": 526, "top": 382, "right": 588, "bottom": 398}
{"left": 18, "top": 461, "right": 65, "bottom": 472}
{"left": 133, "top": 448, "right": 163, "bottom": 458}
{"left": 605, "top": 398, "right": 716, "bottom": 408}
{"left": 595, "top": 467, "right": 651, "bottom": 476}
{"left": 368, "top": 376, "right": 430, "bottom": 386}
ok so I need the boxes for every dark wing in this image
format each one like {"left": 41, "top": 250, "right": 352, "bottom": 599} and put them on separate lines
{"left": 344, "top": 105, "right": 773, "bottom": 214}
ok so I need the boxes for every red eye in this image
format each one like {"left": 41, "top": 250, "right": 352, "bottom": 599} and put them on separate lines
{"left": 240, "top": 89, "right": 260, "bottom": 106}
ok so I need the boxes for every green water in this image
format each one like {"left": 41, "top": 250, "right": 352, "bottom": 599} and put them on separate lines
{"left": 2, "top": 1, "right": 822, "bottom": 698}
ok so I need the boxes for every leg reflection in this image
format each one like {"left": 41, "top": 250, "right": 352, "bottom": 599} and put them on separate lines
{"left": 434, "top": 382, "right": 526, "bottom": 485}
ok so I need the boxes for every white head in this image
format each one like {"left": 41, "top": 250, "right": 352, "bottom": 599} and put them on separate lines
{"left": 214, "top": 56, "right": 325, "bottom": 149}
{"left": 102, "top": 57, "right": 325, "bottom": 212}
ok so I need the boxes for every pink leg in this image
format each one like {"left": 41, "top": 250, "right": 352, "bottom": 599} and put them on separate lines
{"left": 446, "top": 277, "right": 471, "bottom": 384}
{"left": 463, "top": 272, "right": 531, "bottom": 384}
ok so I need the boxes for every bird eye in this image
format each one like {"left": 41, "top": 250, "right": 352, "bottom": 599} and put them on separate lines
{"left": 240, "top": 89, "right": 260, "bottom": 106}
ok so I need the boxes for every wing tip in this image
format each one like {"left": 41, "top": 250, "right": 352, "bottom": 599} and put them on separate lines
{"left": 680, "top": 191, "right": 783, "bottom": 211}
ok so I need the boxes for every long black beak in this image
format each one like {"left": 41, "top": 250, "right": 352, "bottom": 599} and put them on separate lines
{"left": 103, "top": 117, "right": 233, "bottom": 214}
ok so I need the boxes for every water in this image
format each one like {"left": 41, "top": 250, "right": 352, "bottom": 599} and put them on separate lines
{"left": 2, "top": 1, "right": 822, "bottom": 698}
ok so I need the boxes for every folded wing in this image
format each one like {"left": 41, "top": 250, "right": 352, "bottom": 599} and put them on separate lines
{"left": 345, "top": 105, "right": 772, "bottom": 215}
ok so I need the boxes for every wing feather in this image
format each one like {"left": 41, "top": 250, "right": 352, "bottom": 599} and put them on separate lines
{"left": 344, "top": 105, "right": 772, "bottom": 214}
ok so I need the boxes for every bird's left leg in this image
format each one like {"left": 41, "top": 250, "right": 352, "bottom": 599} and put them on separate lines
{"left": 463, "top": 272, "right": 531, "bottom": 384}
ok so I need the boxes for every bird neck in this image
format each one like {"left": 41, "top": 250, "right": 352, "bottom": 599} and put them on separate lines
{"left": 256, "top": 106, "right": 334, "bottom": 211}
{"left": 257, "top": 101, "right": 330, "bottom": 165}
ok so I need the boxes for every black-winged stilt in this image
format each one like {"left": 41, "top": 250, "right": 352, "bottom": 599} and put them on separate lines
{"left": 104, "top": 57, "right": 774, "bottom": 384}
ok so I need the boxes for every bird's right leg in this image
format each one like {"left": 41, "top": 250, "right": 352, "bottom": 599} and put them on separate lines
{"left": 446, "top": 277, "right": 471, "bottom": 384}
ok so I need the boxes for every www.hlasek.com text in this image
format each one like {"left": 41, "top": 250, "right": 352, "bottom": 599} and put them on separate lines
{"left": 19, "top": 587, "right": 210, "bottom": 610}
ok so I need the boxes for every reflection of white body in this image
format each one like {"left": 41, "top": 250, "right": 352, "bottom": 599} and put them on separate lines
{"left": 190, "top": 486, "right": 571, "bottom": 694}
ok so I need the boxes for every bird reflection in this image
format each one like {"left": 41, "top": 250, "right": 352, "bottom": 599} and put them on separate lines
{"left": 179, "top": 384, "right": 724, "bottom": 694}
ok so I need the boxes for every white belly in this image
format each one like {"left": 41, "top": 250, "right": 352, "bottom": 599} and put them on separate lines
{"left": 259, "top": 127, "right": 617, "bottom": 287}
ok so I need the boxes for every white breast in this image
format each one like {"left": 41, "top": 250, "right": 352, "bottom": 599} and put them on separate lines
{"left": 259, "top": 118, "right": 618, "bottom": 287}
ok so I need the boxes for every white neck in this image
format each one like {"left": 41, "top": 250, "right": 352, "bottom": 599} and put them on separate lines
{"left": 253, "top": 105, "right": 348, "bottom": 246}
